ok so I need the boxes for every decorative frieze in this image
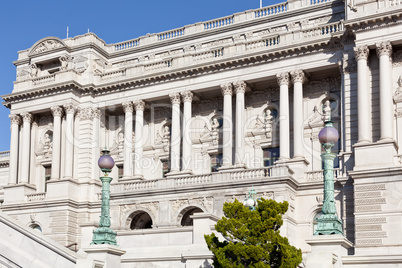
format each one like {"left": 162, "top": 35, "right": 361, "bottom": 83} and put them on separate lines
{"left": 355, "top": 198, "right": 386, "bottom": 206}
{"left": 355, "top": 184, "right": 386, "bottom": 192}
{"left": 355, "top": 191, "right": 381, "bottom": 198}
{"left": 356, "top": 225, "right": 382, "bottom": 231}
{"left": 30, "top": 39, "right": 64, "bottom": 55}
{"left": 171, "top": 197, "right": 213, "bottom": 214}
{"left": 356, "top": 217, "right": 386, "bottom": 224}
{"left": 355, "top": 205, "right": 382, "bottom": 212}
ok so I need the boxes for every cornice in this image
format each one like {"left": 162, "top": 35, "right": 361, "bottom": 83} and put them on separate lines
{"left": 3, "top": 33, "right": 344, "bottom": 107}
{"left": 348, "top": 166, "right": 402, "bottom": 179}
{"left": 111, "top": 175, "right": 298, "bottom": 200}
{"left": 110, "top": 0, "right": 343, "bottom": 59}
{"left": 344, "top": 8, "right": 402, "bottom": 33}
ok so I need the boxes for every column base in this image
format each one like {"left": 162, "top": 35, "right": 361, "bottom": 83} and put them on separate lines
{"left": 314, "top": 214, "right": 343, "bottom": 235}
{"left": 306, "top": 235, "right": 353, "bottom": 268}
{"left": 132, "top": 174, "right": 145, "bottom": 180}
{"left": 353, "top": 139, "right": 398, "bottom": 171}
{"left": 286, "top": 157, "right": 309, "bottom": 181}
{"left": 233, "top": 163, "right": 247, "bottom": 169}
{"left": 180, "top": 170, "right": 194, "bottom": 176}
{"left": 80, "top": 244, "right": 125, "bottom": 268}
{"left": 3, "top": 183, "right": 36, "bottom": 204}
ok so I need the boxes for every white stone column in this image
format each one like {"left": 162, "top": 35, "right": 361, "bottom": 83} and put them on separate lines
{"left": 20, "top": 112, "right": 33, "bottom": 184}
{"left": 376, "top": 41, "right": 394, "bottom": 141}
{"left": 290, "top": 70, "right": 305, "bottom": 158}
{"left": 133, "top": 100, "right": 145, "bottom": 179}
{"left": 50, "top": 106, "right": 63, "bottom": 180}
{"left": 354, "top": 45, "right": 371, "bottom": 143}
{"left": 221, "top": 83, "right": 233, "bottom": 167}
{"left": 277, "top": 73, "right": 290, "bottom": 160}
{"left": 8, "top": 114, "right": 21, "bottom": 185}
{"left": 169, "top": 93, "right": 181, "bottom": 173}
{"left": 92, "top": 108, "right": 101, "bottom": 179}
{"left": 122, "top": 102, "right": 134, "bottom": 180}
{"left": 63, "top": 103, "right": 76, "bottom": 180}
{"left": 234, "top": 81, "right": 247, "bottom": 167}
{"left": 181, "top": 91, "right": 193, "bottom": 172}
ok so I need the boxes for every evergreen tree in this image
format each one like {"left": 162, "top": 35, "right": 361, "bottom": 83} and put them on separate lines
{"left": 205, "top": 198, "right": 302, "bottom": 268}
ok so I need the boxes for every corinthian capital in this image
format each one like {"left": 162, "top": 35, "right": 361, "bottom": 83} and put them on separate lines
{"left": 181, "top": 91, "right": 193, "bottom": 102}
{"left": 376, "top": 41, "right": 392, "bottom": 57}
{"left": 276, "top": 72, "right": 289, "bottom": 86}
{"left": 21, "top": 112, "right": 33, "bottom": 123}
{"left": 233, "top": 81, "right": 249, "bottom": 94}
{"left": 354, "top": 45, "right": 369, "bottom": 61}
{"left": 9, "top": 114, "right": 21, "bottom": 125}
{"left": 133, "top": 100, "right": 145, "bottom": 111}
{"left": 51, "top": 106, "right": 64, "bottom": 117}
{"left": 122, "top": 102, "right": 134, "bottom": 113}
{"left": 290, "top": 70, "right": 305, "bottom": 84}
{"left": 220, "top": 83, "right": 233, "bottom": 96}
{"left": 63, "top": 102, "right": 77, "bottom": 115}
{"left": 169, "top": 93, "right": 181, "bottom": 104}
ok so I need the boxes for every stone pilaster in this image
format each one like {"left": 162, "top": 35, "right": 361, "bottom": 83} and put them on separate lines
{"left": 277, "top": 72, "right": 290, "bottom": 160}
{"left": 169, "top": 93, "right": 181, "bottom": 173}
{"left": 181, "top": 91, "right": 193, "bottom": 172}
{"left": 221, "top": 83, "right": 233, "bottom": 168}
{"left": 133, "top": 100, "right": 145, "bottom": 179}
{"left": 8, "top": 114, "right": 21, "bottom": 185}
{"left": 20, "top": 112, "right": 33, "bottom": 184}
{"left": 50, "top": 106, "right": 63, "bottom": 180}
{"left": 122, "top": 102, "right": 134, "bottom": 180}
{"left": 63, "top": 103, "right": 76, "bottom": 180}
{"left": 354, "top": 45, "right": 371, "bottom": 143}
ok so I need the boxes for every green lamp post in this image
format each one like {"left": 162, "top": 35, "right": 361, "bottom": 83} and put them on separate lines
{"left": 91, "top": 149, "right": 118, "bottom": 245}
{"left": 243, "top": 188, "right": 257, "bottom": 211}
{"left": 314, "top": 109, "right": 343, "bottom": 235}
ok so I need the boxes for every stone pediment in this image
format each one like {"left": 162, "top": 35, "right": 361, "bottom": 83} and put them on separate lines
{"left": 29, "top": 37, "right": 66, "bottom": 56}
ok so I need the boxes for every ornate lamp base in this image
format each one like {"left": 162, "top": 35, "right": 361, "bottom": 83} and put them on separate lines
{"left": 91, "top": 227, "right": 118, "bottom": 245}
{"left": 314, "top": 214, "right": 343, "bottom": 235}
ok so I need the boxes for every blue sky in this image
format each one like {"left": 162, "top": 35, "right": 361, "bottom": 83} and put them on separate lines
{"left": 0, "top": 0, "right": 282, "bottom": 151}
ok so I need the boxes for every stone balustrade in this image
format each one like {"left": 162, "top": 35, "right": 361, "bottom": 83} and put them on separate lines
{"left": 117, "top": 166, "right": 291, "bottom": 193}
{"left": 306, "top": 168, "right": 339, "bottom": 182}
{"left": 0, "top": 151, "right": 10, "bottom": 159}
{"left": 26, "top": 193, "right": 46, "bottom": 202}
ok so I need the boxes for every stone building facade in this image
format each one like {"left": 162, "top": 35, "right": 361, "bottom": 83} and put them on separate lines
{"left": 1, "top": 0, "right": 402, "bottom": 266}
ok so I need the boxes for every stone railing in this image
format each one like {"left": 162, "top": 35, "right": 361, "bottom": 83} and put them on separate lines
{"left": 26, "top": 193, "right": 46, "bottom": 202}
{"left": 0, "top": 151, "right": 10, "bottom": 159}
{"left": 110, "top": 0, "right": 334, "bottom": 53}
{"left": 204, "top": 15, "right": 234, "bottom": 30}
{"left": 306, "top": 168, "right": 339, "bottom": 182}
{"left": 302, "top": 21, "right": 343, "bottom": 38}
{"left": 254, "top": 2, "right": 288, "bottom": 18}
{"left": 118, "top": 166, "right": 291, "bottom": 193}
{"left": 99, "top": 69, "right": 126, "bottom": 80}
{"left": 32, "top": 74, "right": 55, "bottom": 85}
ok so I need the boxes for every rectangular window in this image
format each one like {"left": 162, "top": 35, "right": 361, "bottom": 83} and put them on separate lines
{"left": 162, "top": 160, "right": 170, "bottom": 177}
{"left": 210, "top": 154, "right": 222, "bottom": 172}
{"left": 44, "top": 165, "right": 51, "bottom": 192}
{"left": 117, "top": 165, "right": 123, "bottom": 179}
{"left": 263, "top": 147, "right": 279, "bottom": 167}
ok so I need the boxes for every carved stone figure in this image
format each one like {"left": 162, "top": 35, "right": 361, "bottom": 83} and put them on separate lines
{"left": 30, "top": 64, "right": 38, "bottom": 78}
{"left": 118, "top": 132, "right": 124, "bottom": 157}
{"left": 59, "top": 56, "right": 69, "bottom": 71}
{"left": 323, "top": 100, "right": 331, "bottom": 121}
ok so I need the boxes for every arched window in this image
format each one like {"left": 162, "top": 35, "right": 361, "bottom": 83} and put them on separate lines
{"left": 29, "top": 223, "right": 42, "bottom": 233}
{"left": 129, "top": 211, "right": 153, "bottom": 230}
{"left": 312, "top": 211, "right": 323, "bottom": 234}
{"left": 180, "top": 207, "right": 203, "bottom": 226}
